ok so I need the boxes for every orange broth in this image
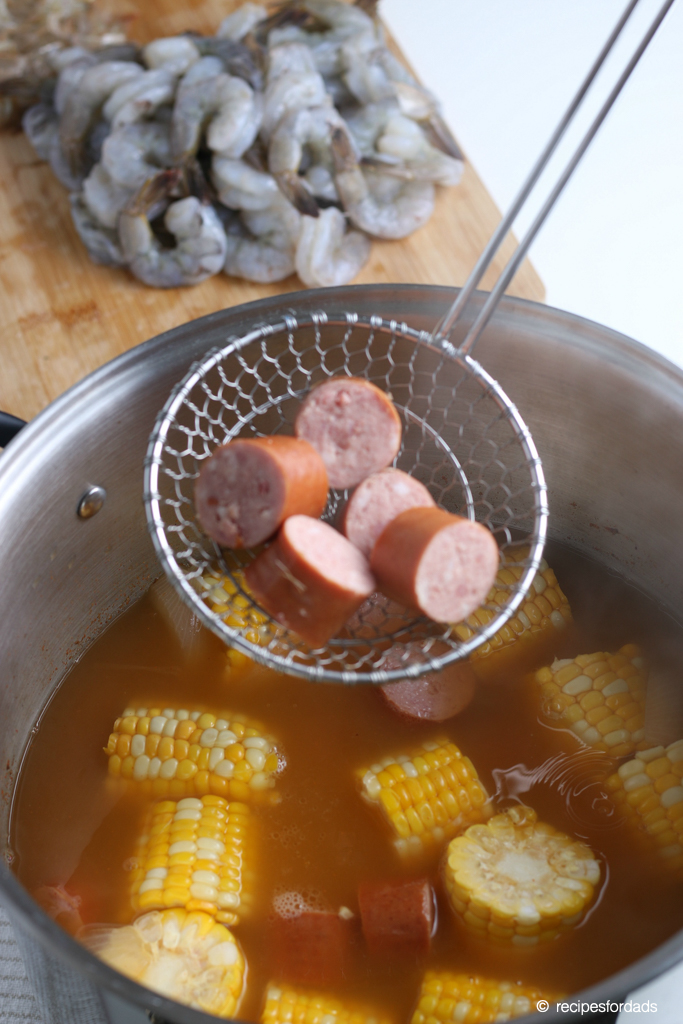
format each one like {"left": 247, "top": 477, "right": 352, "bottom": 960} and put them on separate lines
{"left": 9, "top": 542, "right": 683, "bottom": 1019}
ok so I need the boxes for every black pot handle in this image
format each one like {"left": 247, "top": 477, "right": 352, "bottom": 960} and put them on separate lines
{"left": 0, "top": 410, "right": 27, "bottom": 448}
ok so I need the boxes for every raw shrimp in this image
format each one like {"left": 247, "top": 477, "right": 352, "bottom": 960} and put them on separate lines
{"left": 368, "top": 112, "right": 462, "bottom": 186}
{"left": 262, "top": 42, "right": 328, "bottom": 140}
{"left": 82, "top": 163, "right": 134, "bottom": 228}
{"left": 101, "top": 121, "right": 172, "bottom": 191}
{"left": 207, "top": 78, "right": 263, "bottom": 158}
{"left": 70, "top": 193, "right": 125, "bottom": 266}
{"left": 118, "top": 173, "right": 228, "bottom": 288}
{"left": 268, "top": 0, "right": 379, "bottom": 77}
{"left": 224, "top": 193, "right": 301, "bottom": 282}
{"left": 212, "top": 156, "right": 281, "bottom": 211}
{"left": 295, "top": 204, "right": 370, "bottom": 287}
{"left": 345, "top": 102, "right": 462, "bottom": 186}
{"left": 217, "top": 3, "right": 267, "bottom": 41}
{"left": 171, "top": 59, "right": 261, "bottom": 163}
{"left": 59, "top": 60, "right": 144, "bottom": 178}
{"left": 143, "top": 37, "right": 200, "bottom": 76}
{"left": 102, "top": 68, "right": 177, "bottom": 129}
{"left": 22, "top": 103, "right": 58, "bottom": 160}
{"left": 268, "top": 104, "right": 347, "bottom": 214}
{"left": 331, "top": 126, "right": 434, "bottom": 239}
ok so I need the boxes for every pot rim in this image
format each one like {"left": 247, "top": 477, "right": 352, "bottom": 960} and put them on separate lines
{"left": 2, "top": 283, "right": 683, "bottom": 1024}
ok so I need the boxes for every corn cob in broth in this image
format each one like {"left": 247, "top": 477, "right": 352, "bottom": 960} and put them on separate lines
{"left": 532, "top": 645, "right": 647, "bottom": 757}
{"left": 129, "top": 796, "right": 252, "bottom": 926}
{"left": 453, "top": 550, "right": 572, "bottom": 679}
{"left": 357, "top": 739, "right": 490, "bottom": 857}
{"left": 106, "top": 706, "right": 281, "bottom": 801}
{"left": 411, "top": 971, "right": 557, "bottom": 1024}
{"left": 82, "top": 908, "right": 245, "bottom": 1018}
{"left": 262, "top": 983, "right": 392, "bottom": 1024}
{"left": 443, "top": 806, "right": 600, "bottom": 945}
{"left": 606, "top": 740, "right": 683, "bottom": 874}
{"left": 202, "top": 571, "right": 271, "bottom": 670}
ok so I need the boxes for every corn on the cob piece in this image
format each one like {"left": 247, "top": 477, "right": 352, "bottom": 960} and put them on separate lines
{"left": 262, "top": 983, "right": 392, "bottom": 1024}
{"left": 532, "top": 645, "right": 647, "bottom": 758}
{"left": 411, "top": 971, "right": 556, "bottom": 1024}
{"left": 357, "top": 739, "right": 491, "bottom": 857}
{"left": 606, "top": 739, "right": 683, "bottom": 875}
{"left": 105, "top": 705, "right": 281, "bottom": 801}
{"left": 443, "top": 805, "right": 600, "bottom": 945}
{"left": 82, "top": 909, "right": 245, "bottom": 1018}
{"left": 201, "top": 571, "right": 271, "bottom": 670}
{"left": 453, "top": 550, "right": 572, "bottom": 678}
{"left": 129, "top": 796, "right": 251, "bottom": 926}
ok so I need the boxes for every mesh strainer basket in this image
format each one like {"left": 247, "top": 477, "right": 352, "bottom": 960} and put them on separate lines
{"left": 144, "top": 310, "right": 548, "bottom": 683}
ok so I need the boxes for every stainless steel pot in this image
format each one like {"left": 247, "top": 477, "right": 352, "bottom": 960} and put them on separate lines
{"left": 1, "top": 284, "right": 682, "bottom": 1024}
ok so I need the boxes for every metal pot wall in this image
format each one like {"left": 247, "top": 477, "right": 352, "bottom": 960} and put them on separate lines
{"left": 1, "top": 283, "right": 682, "bottom": 1024}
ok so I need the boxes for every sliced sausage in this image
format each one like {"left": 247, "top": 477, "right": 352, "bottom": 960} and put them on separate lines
{"left": 380, "top": 641, "right": 477, "bottom": 721}
{"left": 268, "top": 906, "right": 352, "bottom": 986}
{"left": 342, "top": 468, "right": 435, "bottom": 558}
{"left": 371, "top": 507, "right": 499, "bottom": 623}
{"left": 358, "top": 878, "right": 434, "bottom": 956}
{"left": 194, "top": 435, "right": 328, "bottom": 549}
{"left": 244, "top": 514, "right": 376, "bottom": 648}
{"left": 295, "top": 376, "right": 402, "bottom": 489}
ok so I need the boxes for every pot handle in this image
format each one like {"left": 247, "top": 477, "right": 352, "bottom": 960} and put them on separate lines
{"left": 0, "top": 410, "right": 27, "bottom": 448}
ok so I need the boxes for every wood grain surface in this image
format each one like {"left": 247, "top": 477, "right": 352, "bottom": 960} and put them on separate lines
{"left": 0, "top": 0, "right": 544, "bottom": 422}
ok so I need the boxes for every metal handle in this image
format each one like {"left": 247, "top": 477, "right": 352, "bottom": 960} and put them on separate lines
{"left": 0, "top": 411, "right": 27, "bottom": 448}
{"left": 432, "top": 0, "right": 676, "bottom": 355}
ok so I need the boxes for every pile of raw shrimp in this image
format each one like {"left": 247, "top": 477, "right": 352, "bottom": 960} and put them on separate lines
{"left": 20, "top": 0, "right": 464, "bottom": 289}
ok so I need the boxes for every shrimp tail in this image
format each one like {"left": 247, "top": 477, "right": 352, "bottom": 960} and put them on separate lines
{"left": 330, "top": 124, "right": 357, "bottom": 174}
{"left": 275, "top": 170, "right": 320, "bottom": 217}
{"left": 124, "top": 168, "right": 184, "bottom": 216}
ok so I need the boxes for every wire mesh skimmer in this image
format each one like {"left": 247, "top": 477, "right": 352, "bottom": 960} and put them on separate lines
{"left": 144, "top": 0, "right": 672, "bottom": 684}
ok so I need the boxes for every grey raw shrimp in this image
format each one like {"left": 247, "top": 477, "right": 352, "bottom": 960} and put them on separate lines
{"left": 346, "top": 102, "right": 463, "bottom": 186}
{"left": 212, "top": 156, "right": 282, "bottom": 211}
{"left": 118, "top": 172, "right": 228, "bottom": 287}
{"left": 331, "top": 125, "right": 434, "bottom": 239}
{"left": 261, "top": 42, "right": 327, "bottom": 140}
{"left": 171, "top": 57, "right": 262, "bottom": 163}
{"left": 268, "top": 103, "right": 347, "bottom": 214}
{"left": 102, "top": 68, "right": 177, "bottom": 130}
{"left": 224, "top": 193, "right": 301, "bottom": 282}
{"left": 101, "top": 121, "right": 172, "bottom": 192}
{"left": 295, "top": 205, "right": 370, "bottom": 287}
{"left": 59, "top": 60, "right": 144, "bottom": 179}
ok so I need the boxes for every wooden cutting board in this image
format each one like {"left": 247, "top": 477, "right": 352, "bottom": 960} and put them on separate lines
{"left": 0, "top": 0, "right": 544, "bottom": 423}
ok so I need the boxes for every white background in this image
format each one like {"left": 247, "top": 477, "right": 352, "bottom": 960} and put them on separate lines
{"left": 382, "top": 1, "right": 683, "bottom": 1018}
{"left": 382, "top": 0, "right": 683, "bottom": 367}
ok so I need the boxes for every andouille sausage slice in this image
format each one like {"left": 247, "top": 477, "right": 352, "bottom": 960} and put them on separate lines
{"left": 244, "top": 514, "right": 376, "bottom": 648}
{"left": 380, "top": 641, "right": 477, "bottom": 721}
{"left": 295, "top": 376, "right": 402, "bottom": 489}
{"left": 268, "top": 906, "right": 352, "bottom": 986}
{"left": 358, "top": 878, "right": 434, "bottom": 956}
{"left": 371, "top": 507, "right": 499, "bottom": 623}
{"left": 342, "top": 468, "right": 435, "bottom": 558}
{"left": 194, "top": 435, "right": 328, "bottom": 549}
